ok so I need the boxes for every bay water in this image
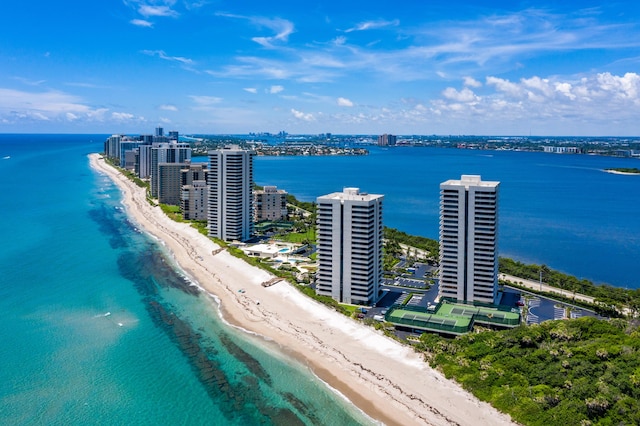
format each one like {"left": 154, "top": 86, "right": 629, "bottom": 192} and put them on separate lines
{"left": 253, "top": 146, "right": 640, "bottom": 289}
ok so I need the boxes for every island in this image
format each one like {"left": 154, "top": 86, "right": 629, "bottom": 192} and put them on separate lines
{"left": 604, "top": 167, "right": 640, "bottom": 175}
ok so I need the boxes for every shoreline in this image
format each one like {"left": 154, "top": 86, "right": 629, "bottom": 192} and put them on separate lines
{"left": 89, "top": 153, "right": 515, "bottom": 426}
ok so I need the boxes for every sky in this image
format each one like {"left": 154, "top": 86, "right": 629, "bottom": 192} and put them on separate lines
{"left": 1, "top": 1, "right": 639, "bottom": 136}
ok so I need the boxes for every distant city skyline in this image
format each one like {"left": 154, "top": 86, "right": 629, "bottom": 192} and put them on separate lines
{"left": 1, "top": 1, "right": 640, "bottom": 136}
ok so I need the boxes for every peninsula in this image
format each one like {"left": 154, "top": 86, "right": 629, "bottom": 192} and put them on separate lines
{"left": 90, "top": 153, "right": 514, "bottom": 426}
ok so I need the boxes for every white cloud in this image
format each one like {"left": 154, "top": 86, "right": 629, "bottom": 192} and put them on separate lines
{"left": 0, "top": 88, "right": 91, "bottom": 114}
{"left": 0, "top": 88, "right": 121, "bottom": 125}
{"left": 269, "top": 85, "right": 284, "bottom": 94}
{"left": 141, "top": 50, "right": 194, "bottom": 65}
{"left": 428, "top": 72, "right": 640, "bottom": 133}
{"left": 64, "top": 82, "right": 109, "bottom": 89}
{"left": 217, "top": 13, "right": 294, "bottom": 48}
{"left": 442, "top": 87, "right": 480, "bottom": 103}
{"left": 344, "top": 19, "right": 400, "bottom": 33}
{"left": 486, "top": 76, "right": 525, "bottom": 98}
{"left": 597, "top": 72, "right": 640, "bottom": 100}
{"left": 13, "top": 76, "right": 46, "bottom": 86}
{"left": 159, "top": 104, "right": 178, "bottom": 111}
{"left": 189, "top": 95, "right": 223, "bottom": 105}
{"left": 210, "top": 55, "right": 339, "bottom": 83}
{"left": 337, "top": 97, "right": 354, "bottom": 107}
{"left": 291, "top": 108, "right": 315, "bottom": 121}
{"left": 555, "top": 82, "right": 576, "bottom": 100}
{"left": 333, "top": 36, "right": 347, "bottom": 46}
{"left": 243, "top": 87, "right": 258, "bottom": 94}
{"left": 138, "top": 5, "right": 179, "bottom": 18}
{"left": 463, "top": 77, "right": 482, "bottom": 88}
{"left": 130, "top": 19, "right": 153, "bottom": 27}
{"left": 111, "top": 112, "right": 135, "bottom": 121}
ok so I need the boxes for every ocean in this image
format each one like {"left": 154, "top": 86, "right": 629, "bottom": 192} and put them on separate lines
{"left": 0, "top": 134, "right": 370, "bottom": 425}
{"left": 253, "top": 146, "right": 640, "bottom": 289}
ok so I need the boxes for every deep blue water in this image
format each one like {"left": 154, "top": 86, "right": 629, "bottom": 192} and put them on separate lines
{"left": 253, "top": 147, "right": 640, "bottom": 289}
{"left": 0, "top": 135, "right": 369, "bottom": 425}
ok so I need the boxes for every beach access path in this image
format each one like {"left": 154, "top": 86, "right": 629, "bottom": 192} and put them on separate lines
{"left": 90, "top": 154, "right": 515, "bottom": 426}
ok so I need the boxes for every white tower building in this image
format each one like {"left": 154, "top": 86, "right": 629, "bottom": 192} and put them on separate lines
{"left": 316, "top": 188, "right": 383, "bottom": 305}
{"left": 208, "top": 146, "right": 253, "bottom": 242}
{"left": 439, "top": 175, "right": 500, "bottom": 305}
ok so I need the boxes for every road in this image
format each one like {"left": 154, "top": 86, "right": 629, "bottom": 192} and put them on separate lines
{"left": 499, "top": 273, "right": 596, "bottom": 305}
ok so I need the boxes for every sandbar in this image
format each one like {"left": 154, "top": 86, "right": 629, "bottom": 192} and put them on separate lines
{"left": 89, "top": 153, "right": 515, "bottom": 426}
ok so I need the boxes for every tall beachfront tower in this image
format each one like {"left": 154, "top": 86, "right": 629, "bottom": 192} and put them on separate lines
{"left": 150, "top": 142, "right": 191, "bottom": 198}
{"left": 439, "top": 175, "right": 500, "bottom": 305}
{"left": 316, "top": 188, "right": 384, "bottom": 305}
{"left": 208, "top": 146, "right": 254, "bottom": 242}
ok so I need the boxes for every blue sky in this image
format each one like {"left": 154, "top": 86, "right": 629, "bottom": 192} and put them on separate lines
{"left": 1, "top": 1, "right": 639, "bottom": 135}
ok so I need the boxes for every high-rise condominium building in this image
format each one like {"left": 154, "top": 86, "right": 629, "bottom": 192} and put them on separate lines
{"left": 157, "top": 163, "right": 188, "bottom": 206}
{"left": 181, "top": 164, "right": 209, "bottom": 221}
{"left": 316, "top": 188, "right": 383, "bottom": 305}
{"left": 377, "top": 134, "right": 397, "bottom": 146}
{"left": 119, "top": 140, "right": 142, "bottom": 168}
{"left": 254, "top": 186, "right": 288, "bottom": 222}
{"left": 150, "top": 142, "right": 191, "bottom": 198}
{"left": 439, "top": 175, "right": 499, "bottom": 305}
{"left": 137, "top": 144, "right": 153, "bottom": 179}
{"left": 104, "top": 134, "right": 122, "bottom": 159}
{"left": 208, "top": 146, "right": 253, "bottom": 241}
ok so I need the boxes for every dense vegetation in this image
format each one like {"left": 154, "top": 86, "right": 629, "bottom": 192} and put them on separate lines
{"left": 159, "top": 204, "right": 184, "bottom": 222}
{"left": 384, "top": 227, "right": 439, "bottom": 259}
{"left": 417, "top": 317, "right": 640, "bottom": 425}
{"left": 285, "top": 194, "right": 316, "bottom": 214}
{"left": 104, "top": 156, "right": 149, "bottom": 188}
{"left": 500, "top": 258, "right": 640, "bottom": 316}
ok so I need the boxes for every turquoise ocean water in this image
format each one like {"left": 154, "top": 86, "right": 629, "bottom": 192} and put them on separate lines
{"left": 0, "top": 135, "right": 371, "bottom": 425}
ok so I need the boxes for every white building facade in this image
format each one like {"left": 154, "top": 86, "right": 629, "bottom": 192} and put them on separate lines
{"left": 439, "top": 175, "right": 500, "bottom": 305}
{"left": 208, "top": 146, "right": 254, "bottom": 241}
{"left": 316, "top": 188, "right": 383, "bottom": 305}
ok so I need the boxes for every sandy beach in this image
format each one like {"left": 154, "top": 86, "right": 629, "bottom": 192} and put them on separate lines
{"left": 90, "top": 153, "right": 515, "bottom": 426}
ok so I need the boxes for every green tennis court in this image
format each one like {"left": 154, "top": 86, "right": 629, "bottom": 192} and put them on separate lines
{"left": 385, "top": 299, "right": 521, "bottom": 335}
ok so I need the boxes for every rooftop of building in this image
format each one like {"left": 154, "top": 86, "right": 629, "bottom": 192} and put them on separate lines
{"left": 318, "top": 187, "right": 383, "bottom": 202}
{"left": 440, "top": 174, "right": 500, "bottom": 189}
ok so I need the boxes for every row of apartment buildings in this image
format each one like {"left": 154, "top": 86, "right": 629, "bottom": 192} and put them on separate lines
{"left": 105, "top": 135, "right": 288, "bottom": 226}
{"left": 106, "top": 133, "right": 501, "bottom": 308}
{"left": 315, "top": 175, "right": 499, "bottom": 307}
